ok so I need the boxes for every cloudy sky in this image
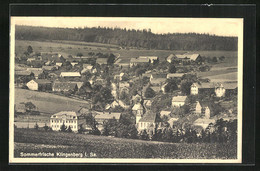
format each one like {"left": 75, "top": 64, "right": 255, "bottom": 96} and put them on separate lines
{"left": 13, "top": 17, "right": 242, "bottom": 37}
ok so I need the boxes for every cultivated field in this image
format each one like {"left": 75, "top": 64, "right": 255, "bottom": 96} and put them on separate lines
{"left": 15, "top": 88, "right": 90, "bottom": 115}
{"left": 15, "top": 40, "right": 238, "bottom": 62}
{"left": 14, "top": 128, "right": 237, "bottom": 159}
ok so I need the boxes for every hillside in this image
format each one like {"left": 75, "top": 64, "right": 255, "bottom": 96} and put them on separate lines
{"left": 14, "top": 128, "right": 237, "bottom": 159}
{"left": 15, "top": 25, "right": 238, "bottom": 51}
{"left": 15, "top": 88, "right": 90, "bottom": 114}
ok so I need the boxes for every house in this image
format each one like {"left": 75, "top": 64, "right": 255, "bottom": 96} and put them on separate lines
{"left": 150, "top": 73, "right": 167, "bottom": 82}
{"left": 175, "top": 53, "right": 201, "bottom": 61}
{"left": 60, "top": 72, "right": 81, "bottom": 78}
{"left": 191, "top": 101, "right": 211, "bottom": 119}
{"left": 136, "top": 111, "right": 160, "bottom": 132}
{"left": 139, "top": 56, "right": 158, "bottom": 63}
{"left": 96, "top": 58, "right": 108, "bottom": 65}
{"left": 166, "top": 54, "right": 177, "bottom": 63}
{"left": 15, "top": 70, "right": 32, "bottom": 77}
{"left": 52, "top": 82, "right": 78, "bottom": 92}
{"left": 130, "top": 57, "right": 150, "bottom": 67}
{"left": 26, "top": 79, "right": 52, "bottom": 91}
{"left": 166, "top": 73, "right": 184, "bottom": 79}
{"left": 94, "top": 111, "right": 122, "bottom": 130}
{"left": 190, "top": 82, "right": 237, "bottom": 97}
{"left": 50, "top": 111, "right": 85, "bottom": 132}
{"left": 172, "top": 96, "right": 187, "bottom": 107}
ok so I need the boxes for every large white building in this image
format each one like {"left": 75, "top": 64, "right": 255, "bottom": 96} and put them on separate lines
{"left": 50, "top": 111, "right": 85, "bottom": 132}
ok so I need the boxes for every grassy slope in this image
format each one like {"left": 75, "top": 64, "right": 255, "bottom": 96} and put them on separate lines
{"left": 15, "top": 88, "right": 89, "bottom": 114}
{"left": 14, "top": 128, "right": 237, "bottom": 159}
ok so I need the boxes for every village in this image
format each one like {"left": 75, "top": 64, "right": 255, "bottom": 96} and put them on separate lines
{"left": 14, "top": 45, "right": 238, "bottom": 142}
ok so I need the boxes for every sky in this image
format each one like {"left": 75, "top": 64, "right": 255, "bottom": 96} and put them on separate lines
{"left": 12, "top": 17, "right": 242, "bottom": 37}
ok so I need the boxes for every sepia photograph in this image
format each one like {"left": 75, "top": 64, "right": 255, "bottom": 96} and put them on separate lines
{"left": 9, "top": 16, "right": 243, "bottom": 163}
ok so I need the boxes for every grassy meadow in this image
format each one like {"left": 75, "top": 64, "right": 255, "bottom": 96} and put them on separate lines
{"left": 15, "top": 88, "right": 89, "bottom": 115}
{"left": 14, "top": 128, "right": 237, "bottom": 159}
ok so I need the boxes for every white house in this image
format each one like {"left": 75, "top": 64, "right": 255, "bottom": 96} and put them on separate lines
{"left": 172, "top": 96, "right": 187, "bottom": 107}
{"left": 50, "top": 111, "right": 85, "bottom": 132}
{"left": 136, "top": 111, "right": 160, "bottom": 132}
{"left": 26, "top": 79, "right": 52, "bottom": 91}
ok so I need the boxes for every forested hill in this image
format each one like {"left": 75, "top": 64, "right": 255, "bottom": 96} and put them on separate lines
{"left": 15, "top": 25, "right": 238, "bottom": 51}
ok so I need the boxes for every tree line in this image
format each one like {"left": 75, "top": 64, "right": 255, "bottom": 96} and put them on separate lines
{"left": 16, "top": 25, "right": 237, "bottom": 51}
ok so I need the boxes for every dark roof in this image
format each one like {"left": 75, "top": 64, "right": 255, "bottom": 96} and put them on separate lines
{"left": 52, "top": 82, "right": 77, "bottom": 91}
{"left": 15, "top": 71, "right": 32, "bottom": 76}
{"left": 139, "top": 111, "right": 159, "bottom": 123}
{"left": 34, "top": 79, "right": 52, "bottom": 84}
{"left": 150, "top": 78, "right": 167, "bottom": 85}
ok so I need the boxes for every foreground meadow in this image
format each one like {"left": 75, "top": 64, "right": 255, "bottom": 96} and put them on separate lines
{"left": 14, "top": 128, "right": 237, "bottom": 159}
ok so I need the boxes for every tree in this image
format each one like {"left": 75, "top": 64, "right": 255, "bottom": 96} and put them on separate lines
{"left": 144, "top": 87, "right": 156, "bottom": 98}
{"left": 107, "top": 53, "right": 116, "bottom": 65}
{"left": 43, "top": 123, "right": 49, "bottom": 131}
{"left": 164, "top": 79, "right": 178, "bottom": 93}
{"left": 60, "top": 123, "right": 67, "bottom": 132}
{"left": 24, "top": 102, "right": 36, "bottom": 114}
{"left": 77, "top": 53, "right": 83, "bottom": 57}
{"left": 168, "top": 64, "right": 176, "bottom": 73}
{"left": 34, "top": 122, "right": 39, "bottom": 130}
{"left": 67, "top": 126, "right": 73, "bottom": 133}
{"left": 139, "top": 130, "right": 149, "bottom": 140}
{"left": 212, "top": 57, "right": 218, "bottom": 63}
{"left": 180, "top": 80, "right": 193, "bottom": 95}
{"left": 27, "top": 45, "right": 33, "bottom": 54}
{"left": 135, "top": 68, "right": 145, "bottom": 77}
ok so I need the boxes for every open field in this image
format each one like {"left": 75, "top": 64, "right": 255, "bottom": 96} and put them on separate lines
{"left": 15, "top": 88, "right": 89, "bottom": 115}
{"left": 14, "top": 128, "right": 237, "bottom": 159}
{"left": 15, "top": 40, "right": 237, "bottom": 62}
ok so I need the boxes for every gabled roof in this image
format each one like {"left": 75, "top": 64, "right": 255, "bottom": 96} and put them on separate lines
{"left": 42, "top": 65, "right": 58, "bottom": 71}
{"left": 150, "top": 78, "right": 167, "bottom": 85}
{"left": 51, "top": 111, "right": 79, "bottom": 118}
{"left": 139, "top": 111, "right": 159, "bottom": 123}
{"left": 94, "top": 112, "right": 121, "bottom": 120}
{"left": 52, "top": 82, "right": 77, "bottom": 90}
{"left": 221, "top": 83, "right": 238, "bottom": 90}
{"left": 15, "top": 70, "right": 32, "bottom": 76}
{"left": 60, "top": 72, "right": 81, "bottom": 77}
{"left": 172, "top": 96, "right": 187, "bottom": 102}
{"left": 130, "top": 58, "right": 150, "bottom": 63}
